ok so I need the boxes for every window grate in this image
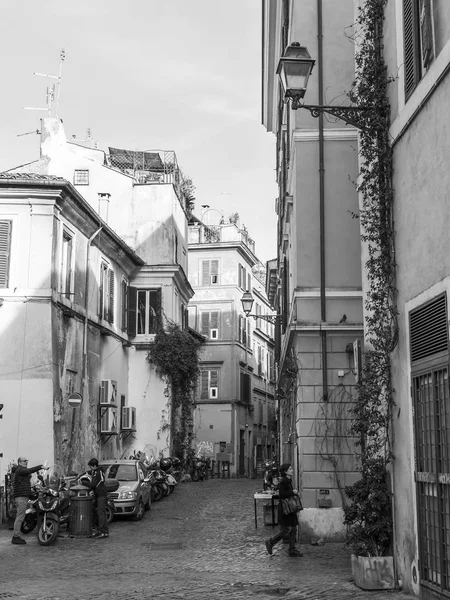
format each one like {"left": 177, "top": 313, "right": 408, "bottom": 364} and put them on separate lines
{"left": 410, "top": 294, "right": 448, "bottom": 362}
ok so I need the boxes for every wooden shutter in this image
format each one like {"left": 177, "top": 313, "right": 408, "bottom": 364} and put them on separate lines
{"left": 403, "top": 0, "right": 421, "bottom": 100}
{"left": 420, "top": 0, "right": 434, "bottom": 68}
{"left": 99, "top": 265, "right": 105, "bottom": 318}
{"left": 239, "top": 315, "right": 243, "bottom": 343}
{"left": 282, "top": 257, "right": 288, "bottom": 333}
{"left": 0, "top": 220, "right": 12, "bottom": 288}
{"left": 211, "top": 260, "right": 219, "bottom": 283}
{"left": 210, "top": 311, "right": 219, "bottom": 335}
{"left": 156, "top": 288, "right": 162, "bottom": 330}
{"left": 238, "top": 264, "right": 242, "bottom": 288}
{"left": 247, "top": 319, "right": 251, "bottom": 348}
{"left": 127, "top": 287, "right": 137, "bottom": 337}
{"left": 247, "top": 273, "right": 251, "bottom": 292}
{"left": 108, "top": 269, "right": 115, "bottom": 323}
{"left": 121, "top": 280, "right": 128, "bottom": 331}
{"left": 200, "top": 371, "right": 209, "bottom": 399}
{"left": 202, "top": 260, "right": 210, "bottom": 286}
{"left": 201, "top": 312, "right": 210, "bottom": 336}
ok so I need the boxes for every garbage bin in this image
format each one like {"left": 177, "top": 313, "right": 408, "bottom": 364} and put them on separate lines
{"left": 69, "top": 484, "right": 93, "bottom": 537}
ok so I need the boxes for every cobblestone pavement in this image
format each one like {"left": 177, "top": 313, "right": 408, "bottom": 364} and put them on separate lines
{"left": 0, "top": 479, "right": 416, "bottom": 600}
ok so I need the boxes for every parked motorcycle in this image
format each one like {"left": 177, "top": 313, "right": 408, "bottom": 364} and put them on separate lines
{"left": 20, "top": 484, "right": 40, "bottom": 534}
{"left": 263, "top": 460, "right": 280, "bottom": 491}
{"left": 35, "top": 475, "right": 64, "bottom": 545}
{"left": 191, "top": 455, "right": 206, "bottom": 482}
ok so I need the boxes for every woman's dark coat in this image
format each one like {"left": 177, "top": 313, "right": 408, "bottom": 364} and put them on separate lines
{"left": 277, "top": 475, "right": 299, "bottom": 527}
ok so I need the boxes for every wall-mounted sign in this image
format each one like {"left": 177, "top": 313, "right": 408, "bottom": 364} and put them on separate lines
{"left": 67, "top": 393, "right": 82, "bottom": 408}
{"left": 319, "top": 489, "right": 330, "bottom": 495}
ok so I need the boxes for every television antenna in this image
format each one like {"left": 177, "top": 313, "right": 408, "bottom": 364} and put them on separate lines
{"left": 24, "top": 49, "right": 66, "bottom": 118}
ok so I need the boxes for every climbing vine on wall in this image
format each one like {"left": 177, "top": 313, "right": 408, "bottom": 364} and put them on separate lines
{"left": 147, "top": 323, "right": 202, "bottom": 460}
{"left": 343, "top": 0, "right": 396, "bottom": 557}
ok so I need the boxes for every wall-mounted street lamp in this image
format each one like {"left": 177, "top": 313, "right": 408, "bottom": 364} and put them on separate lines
{"left": 277, "top": 42, "right": 376, "bottom": 130}
{"left": 241, "top": 290, "right": 281, "bottom": 324}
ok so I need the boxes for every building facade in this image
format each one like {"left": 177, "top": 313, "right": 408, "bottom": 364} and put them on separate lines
{"left": 0, "top": 118, "right": 194, "bottom": 486}
{"left": 378, "top": 1, "right": 450, "bottom": 598}
{"left": 188, "top": 218, "right": 276, "bottom": 477}
{"left": 262, "top": 0, "right": 363, "bottom": 541}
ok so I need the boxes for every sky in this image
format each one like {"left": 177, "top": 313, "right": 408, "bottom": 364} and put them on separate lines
{"left": 0, "top": 1, "right": 278, "bottom": 263}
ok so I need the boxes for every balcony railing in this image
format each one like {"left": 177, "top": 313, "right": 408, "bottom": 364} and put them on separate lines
{"left": 188, "top": 223, "right": 256, "bottom": 255}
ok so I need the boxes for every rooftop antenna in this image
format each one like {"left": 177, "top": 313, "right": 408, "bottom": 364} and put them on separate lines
{"left": 24, "top": 49, "right": 65, "bottom": 118}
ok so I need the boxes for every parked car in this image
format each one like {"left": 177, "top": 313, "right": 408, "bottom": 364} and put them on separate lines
{"left": 98, "top": 460, "right": 152, "bottom": 521}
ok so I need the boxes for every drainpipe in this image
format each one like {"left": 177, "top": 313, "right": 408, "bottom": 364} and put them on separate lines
{"left": 317, "top": 0, "right": 328, "bottom": 401}
{"left": 82, "top": 226, "right": 102, "bottom": 460}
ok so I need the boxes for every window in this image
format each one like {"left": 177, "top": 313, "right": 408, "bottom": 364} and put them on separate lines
{"left": 73, "top": 169, "right": 89, "bottom": 185}
{"left": 127, "top": 287, "right": 162, "bottom": 337}
{"left": 99, "top": 262, "right": 115, "bottom": 324}
{"left": 60, "top": 230, "right": 73, "bottom": 298}
{"left": 403, "top": 0, "right": 434, "bottom": 100}
{"left": 201, "top": 311, "right": 220, "bottom": 339}
{"left": 0, "top": 219, "right": 12, "bottom": 288}
{"left": 238, "top": 263, "right": 247, "bottom": 290}
{"left": 200, "top": 369, "right": 219, "bottom": 400}
{"left": 239, "top": 315, "right": 251, "bottom": 347}
{"left": 202, "top": 260, "right": 219, "bottom": 286}
{"left": 121, "top": 279, "right": 128, "bottom": 331}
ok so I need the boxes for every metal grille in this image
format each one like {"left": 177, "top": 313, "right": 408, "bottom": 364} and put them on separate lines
{"left": 410, "top": 294, "right": 448, "bottom": 362}
{"left": 413, "top": 367, "right": 450, "bottom": 596}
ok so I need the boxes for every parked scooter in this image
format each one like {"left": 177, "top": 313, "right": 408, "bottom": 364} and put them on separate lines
{"left": 263, "top": 460, "right": 280, "bottom": 491}
{"left": 35, "top": 475, "right": 64, "bottom": 546}
{"left": 20, "top": 484, "right": 40, "bottom": 534}
{"left": 191, "top": 455, "right": 206, "bottom": 482}
{"left": 159, "top": 458, "right": 177, "bottom": 494}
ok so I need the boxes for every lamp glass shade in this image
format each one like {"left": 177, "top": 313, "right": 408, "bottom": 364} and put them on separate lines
{"left": 241, "top": 291, "right": 254, "bottom": 316}
{"left": 277, "top": 43, "right": 315, "bottom": 100}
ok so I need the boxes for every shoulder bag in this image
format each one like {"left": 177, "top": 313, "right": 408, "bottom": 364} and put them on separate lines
{"left": 280, "top": 494, "right": 303, "bottom": 515}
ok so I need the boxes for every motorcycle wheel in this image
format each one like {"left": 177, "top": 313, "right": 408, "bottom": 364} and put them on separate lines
{"left": 105, "top": 505, "right": 114, "bottom": 524}
{"left": 161, "top": 482, "right": 170, "bottom": 497}
{"left": 37, "top": 518, "right": 59, "bottom": 546}
{"left": 21, "top": 513, "right": 37, "bottom": 534}
{"left": 152, "top": 485, "right": 164, "bottom": 502}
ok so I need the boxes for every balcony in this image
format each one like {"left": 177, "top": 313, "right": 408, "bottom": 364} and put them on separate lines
{"left": 188, "top": 222, "right": 255, "bottom": 255}
{"left": 107, "top": 147, "right": 181, "bottom": 195}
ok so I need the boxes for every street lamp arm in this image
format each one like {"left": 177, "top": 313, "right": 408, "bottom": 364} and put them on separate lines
{"left": 292, "top": 101, "right": 375, "bottom": 130}
{"left": 245, "top": 313, "right": 281, "bottom": 324}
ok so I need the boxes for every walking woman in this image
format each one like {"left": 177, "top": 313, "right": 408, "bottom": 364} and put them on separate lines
{"left": 265, "top": 463, "right": 303, "bottom": 557}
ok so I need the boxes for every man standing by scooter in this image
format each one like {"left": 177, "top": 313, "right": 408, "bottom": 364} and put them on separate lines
{"left": 86, "top": 458, "right": 109, "bottom": 539}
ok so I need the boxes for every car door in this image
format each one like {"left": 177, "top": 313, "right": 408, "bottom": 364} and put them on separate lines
{"left": 137, "top": 463, "right": 150, "bottom": 504}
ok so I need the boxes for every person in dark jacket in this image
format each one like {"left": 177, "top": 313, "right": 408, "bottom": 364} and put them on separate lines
{"left": 85, "top": 458, "right": 109, "bottom": 538}
{"left": 11, "top": 457, "right": 49, "bottom": 545}
{"left": 265, "top": 463, "right": 303, "bottom": 557}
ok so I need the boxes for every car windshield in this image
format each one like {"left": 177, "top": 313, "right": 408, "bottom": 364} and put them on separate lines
{"left": 102, "top": 464, "right": 137, "bottom": 482}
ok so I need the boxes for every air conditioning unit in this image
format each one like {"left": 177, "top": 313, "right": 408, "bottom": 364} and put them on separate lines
{"left": 100, "top": 406, "right": 117, "bottom": 434}
{"left": 210, "top": 328, "right": 218, "bottom": 339}
{"left": 353, "top": 340, "right": 362, "bottom": 383}
{"left": 209, "top": 387, "right": 218, "bottom": 399}
{"left": 121, "top": 406, "right": 136, "bottom": 431}
{"left": 100, "top": 379, "right": 117, "bottom": 405}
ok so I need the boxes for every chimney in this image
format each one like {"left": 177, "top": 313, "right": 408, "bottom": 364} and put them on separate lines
{"left": 98, "top": 193, "right": 111, "bottom": 223}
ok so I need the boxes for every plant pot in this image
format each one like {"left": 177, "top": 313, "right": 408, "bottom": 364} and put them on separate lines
{"left": 351, "top": 554, "right": 395, "bottom": 590}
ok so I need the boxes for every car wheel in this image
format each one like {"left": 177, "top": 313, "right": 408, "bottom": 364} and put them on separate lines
{"left": 105, "top": 505, "right": 114, "bottom": 524}
{"left": 132, "top": 499, "right": 145, "bottom": 521}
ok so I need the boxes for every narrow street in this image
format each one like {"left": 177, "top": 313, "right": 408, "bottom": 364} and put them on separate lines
{"left": 0, "top": 479, "right": 414, "bottom": 600}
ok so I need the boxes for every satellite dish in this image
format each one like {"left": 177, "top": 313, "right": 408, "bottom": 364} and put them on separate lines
{"left": 67, "top": 392, "right": 82, "bottom": 408}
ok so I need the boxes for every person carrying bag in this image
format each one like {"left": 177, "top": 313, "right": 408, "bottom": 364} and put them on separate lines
{"left": 264, "top": 463, "right": 304, "bottom": 557}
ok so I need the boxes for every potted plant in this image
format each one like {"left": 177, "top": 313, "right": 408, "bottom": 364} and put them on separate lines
{"left": 343, "top": 456, "right": 395, "bottom": 590}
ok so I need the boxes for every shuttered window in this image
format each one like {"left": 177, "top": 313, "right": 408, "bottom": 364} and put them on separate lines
{"left": 201, "top": 311, "right": 220, "bottom": 338}
{"left": 99, "top": 263, "right": 115, "bottom": 324}
{"left": 0, "top": 220, "right": 12, "bottom": 288}
{"left": 403, "top": 0, "right": 434, "bottom": 100}
{"left": 238, "top": 263, "right": 247, "bottom": 290}
{"left": 121, "top": 279, "right": 128, "bottom": 331}
{"left": 410, "top": 293, "right": 448, "bottom": 363}
{"left": 202, "top": 259, "right": 219, "bottom": 286}
{"left": 200, "top": 369, "right": 219, "bottom": 400}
